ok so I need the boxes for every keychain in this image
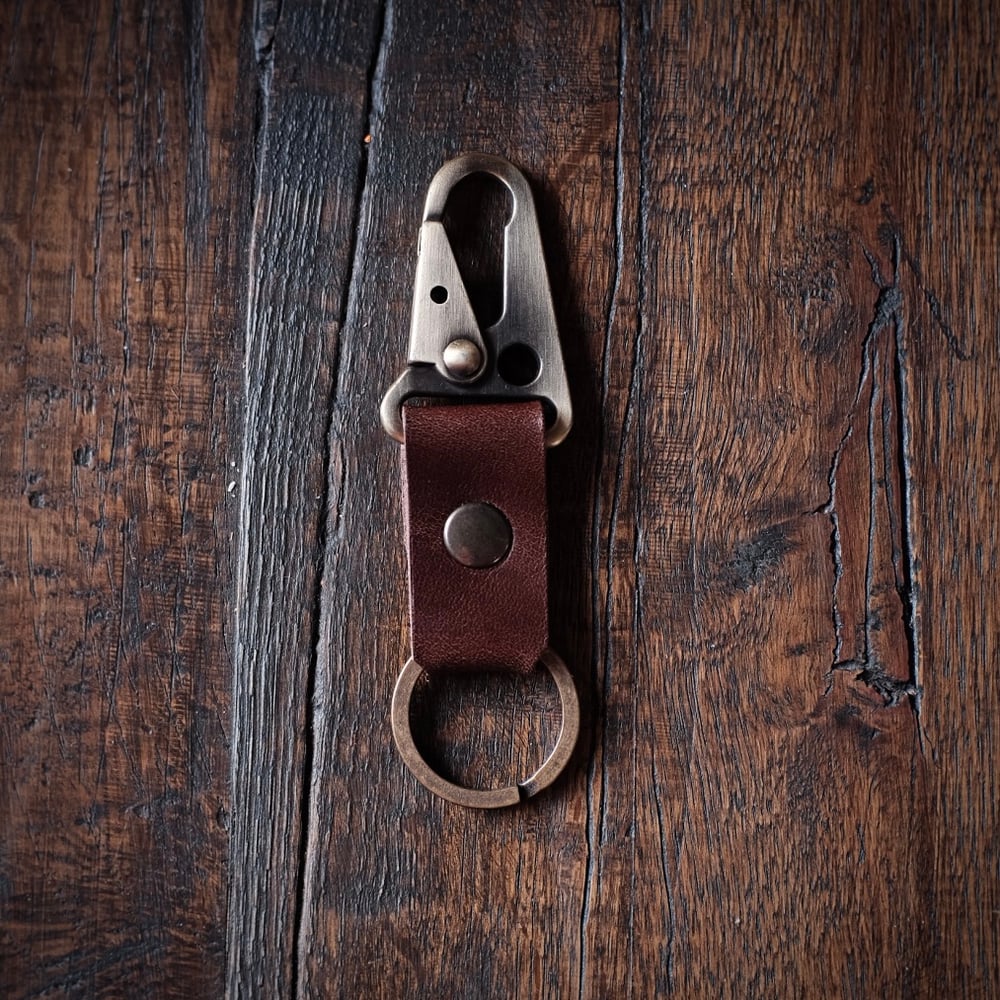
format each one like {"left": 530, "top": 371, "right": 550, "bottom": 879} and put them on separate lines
{"left": 381, "top": 153, "right": 578, "bottom": 807}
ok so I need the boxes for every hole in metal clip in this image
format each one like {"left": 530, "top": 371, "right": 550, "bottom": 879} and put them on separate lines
{"left": 498, "top": 342, "right": 541, "bottom": 386}
{"left": 409, "top": 668, "right": 561, "bottom": 791}
{"left": 430, "top": 285, "right": 448, "bottom": 304}
{"left": 443, "top": 173, "right": 512, "bottom": 329}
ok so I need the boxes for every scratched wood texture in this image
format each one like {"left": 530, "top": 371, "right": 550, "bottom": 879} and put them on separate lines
{"left": 0, "top": 2, "right": 249, "bottom": 997}
{"left": 1, "top": 1, "right": 997, "bottom": 998}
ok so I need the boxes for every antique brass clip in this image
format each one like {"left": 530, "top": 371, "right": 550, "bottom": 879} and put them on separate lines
{"left": 381, "top": 153, "right": 578, "bottom": 808}
{"left": 380, "top": 153, "right": 572, "bottom": 446}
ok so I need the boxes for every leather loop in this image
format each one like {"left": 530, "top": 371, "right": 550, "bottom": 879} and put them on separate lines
{"left": 402, "top": 402, "right": 548, "bottom": 672}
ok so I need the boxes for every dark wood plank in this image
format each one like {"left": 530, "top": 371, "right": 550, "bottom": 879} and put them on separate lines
{"left": 226, "top": 1, "right": 387, "bottom": 996}
{"left": 669, "top": 3, "right": 994, "bottom": 993}
{"left": 0, "top": 1, "right": 251, "bottom": 995}
{"left": 296, "top": 1, "right": 623, "bottom": 995}
{"left": 670, "top": 5, "right": 934, "bottom": 992}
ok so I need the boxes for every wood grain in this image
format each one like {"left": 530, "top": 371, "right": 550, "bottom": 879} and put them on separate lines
{"left": 226, "top": 1, "right": 385, "bottom": 995}
{"left": 1, "top": 1, "right": 997, "bottom": 998}
{"left": 0, "top": 1, "right": 249, "bottom": 995}
{"left": 298, "top": 0, "right": 999, "bottom": 996}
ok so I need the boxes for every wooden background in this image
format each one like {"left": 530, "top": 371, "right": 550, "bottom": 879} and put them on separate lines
{"left": 1, "top": 0, "right": 997, "bottom": 997}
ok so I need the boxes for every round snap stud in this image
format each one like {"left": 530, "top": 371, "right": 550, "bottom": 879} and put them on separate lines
{"left": 443, "top": 502, "right": 512, "bottom": 568}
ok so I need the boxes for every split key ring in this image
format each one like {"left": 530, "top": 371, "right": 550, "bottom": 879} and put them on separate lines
{"left": 390, "top": 649, "right": 580, "bottom": 809}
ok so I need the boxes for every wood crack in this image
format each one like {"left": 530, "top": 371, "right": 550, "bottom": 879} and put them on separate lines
{"left": 578, "top": 0, "right": 629, "bottom": 994}
{"left": 253, "top": 0, "right": 283, "bottom": 66}
{"left": 882, "top": 206, "right": 972, "bottom": 361}
{"left": 292, "top": 1, "right": 392, "bottom": 997}
{"left": 823, "top": 232, "right": 922, "bottom": 729}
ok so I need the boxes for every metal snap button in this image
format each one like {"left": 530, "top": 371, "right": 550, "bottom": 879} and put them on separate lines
{"left": 443, "top": 502, "right": 512, "bottom": 568}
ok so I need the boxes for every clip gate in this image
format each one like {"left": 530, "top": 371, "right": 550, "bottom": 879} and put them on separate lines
{"left": 380, "top": 153, "right": 572, "bottom": 447}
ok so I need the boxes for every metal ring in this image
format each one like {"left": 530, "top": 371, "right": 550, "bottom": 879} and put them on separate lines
{"left": 390, "top": 649, "right": 580, "bottom": 808}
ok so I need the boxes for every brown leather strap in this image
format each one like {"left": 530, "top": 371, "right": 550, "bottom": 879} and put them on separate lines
{"left": 402, "top": 402, "right": 548, "bottom": 673}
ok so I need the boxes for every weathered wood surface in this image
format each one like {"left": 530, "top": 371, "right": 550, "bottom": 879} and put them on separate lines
{"left": 1, "top": 1, "right": 997, "bottom": 998}
{"left": 0, "top": 2, "right": 249, "bottom": 996}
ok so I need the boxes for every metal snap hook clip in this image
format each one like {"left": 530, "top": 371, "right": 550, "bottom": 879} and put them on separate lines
{"left": 380, "top": 152, "right": 572, "bottom": 447}
{"left": 381, "top": 154, "right": 577, "bottom": 808}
